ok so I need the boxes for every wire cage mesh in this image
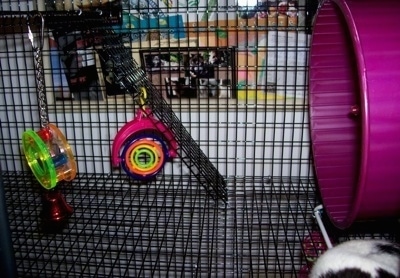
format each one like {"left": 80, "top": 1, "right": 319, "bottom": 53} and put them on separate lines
{"left": 5, "top": 173, "right": 320, "bottom": 276}
{"left": 0, "top": 0, "right": 399, "bottom": 277}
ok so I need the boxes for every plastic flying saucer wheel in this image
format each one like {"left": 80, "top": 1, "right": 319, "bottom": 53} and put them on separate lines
{"left": 48, "top": 124, "right": 77, "bottom": 182}
{"left": 22, "top": 124, "right": 77, "bottom": 189}
{"left": 309, "top": 0, "right": 400, "bottom": 228}
{"left": 22, "top": 129, "right": 57, "bottom": 189}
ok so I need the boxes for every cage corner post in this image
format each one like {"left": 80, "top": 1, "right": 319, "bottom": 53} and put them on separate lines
{"left": 0, "top": 171, "right": 17, "bottom": 278}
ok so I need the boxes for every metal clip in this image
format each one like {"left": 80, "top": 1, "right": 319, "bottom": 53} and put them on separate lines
{"left": 27, "top": 11, "right": 44, "bottom": 51}
{"left": 139, "top": 87, "right": 148, "bottom": 111}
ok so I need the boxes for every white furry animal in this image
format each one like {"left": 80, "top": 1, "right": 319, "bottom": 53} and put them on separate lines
{"left": 310, "top": 239, "right": 400, "bottom": 278}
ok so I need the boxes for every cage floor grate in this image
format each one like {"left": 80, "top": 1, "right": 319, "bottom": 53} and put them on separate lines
{"left": 3, "top": 172, "right": 399, "bottom": 277}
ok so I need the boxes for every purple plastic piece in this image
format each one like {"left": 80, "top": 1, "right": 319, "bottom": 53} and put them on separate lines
{"left": 309, "top": 0, "right": 400, "bottom": 229}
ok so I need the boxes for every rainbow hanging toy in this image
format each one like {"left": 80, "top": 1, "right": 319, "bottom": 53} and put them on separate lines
{"left": 22, "top": 12, "right": 76, "bottom": 190}
{"left": 111, "top": 88, "right": 178, "bottom": 180}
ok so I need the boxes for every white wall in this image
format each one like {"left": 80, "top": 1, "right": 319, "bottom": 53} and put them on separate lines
{"left": 0, "top": 29, "right": 313, "bottom": 180}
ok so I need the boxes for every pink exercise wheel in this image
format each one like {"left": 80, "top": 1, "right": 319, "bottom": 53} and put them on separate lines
{"left": 309, "top": 0, "right": 400, "bottom": 229}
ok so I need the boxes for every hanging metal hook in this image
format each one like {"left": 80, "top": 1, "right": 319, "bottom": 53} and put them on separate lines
{"left": 27, "top": 11, "right": 49, "bottom": 128}
{"left": 139, "top": 87, "right": 148, "bottom": 111}
{"left": 27, "top": 11, "right": 44, "bottom": 51}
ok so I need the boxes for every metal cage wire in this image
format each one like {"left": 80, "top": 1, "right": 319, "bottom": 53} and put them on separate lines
{"left": 0, "top": 0, "right": 399, "bottom": 277}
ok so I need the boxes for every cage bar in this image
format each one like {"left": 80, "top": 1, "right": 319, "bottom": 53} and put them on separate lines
{"left": 0, "top": 0, "right": 399, "bottom": 277}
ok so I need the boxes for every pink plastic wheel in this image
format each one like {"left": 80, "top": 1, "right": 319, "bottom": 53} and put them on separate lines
{"left": 309, "top": 0, "right": 400, "bottom": 229}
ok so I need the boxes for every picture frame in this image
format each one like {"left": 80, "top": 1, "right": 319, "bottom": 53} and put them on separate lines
{"left": 140, "top": 47, "right": 236, "bottom": 100}
{"left": 49, "top": 32, "right": 105, "bottom": 102}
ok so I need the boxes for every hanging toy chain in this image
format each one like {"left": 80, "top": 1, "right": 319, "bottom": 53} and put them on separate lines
{"left": 27, "top": 12, "right": 48, "bottom": 128}
{"left": 22, "top": 12, "right": 77, "bottom": 190}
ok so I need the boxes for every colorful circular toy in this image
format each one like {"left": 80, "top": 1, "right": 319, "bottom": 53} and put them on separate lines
{"left": 121, "top": 134, "right": 169, "bottom": 180}
{"left": 22, "top": 13, "right": 77, "bottom": 191}
{"left": 111, "top": 88, "right": 178, "bottom": 180}
{"left": 22, "top": 124, "right": 77, "bottom": 189}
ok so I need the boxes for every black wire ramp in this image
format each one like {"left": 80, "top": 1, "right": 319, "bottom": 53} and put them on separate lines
{"left": 55, "top": 25, "right": 228, "bottom": 202}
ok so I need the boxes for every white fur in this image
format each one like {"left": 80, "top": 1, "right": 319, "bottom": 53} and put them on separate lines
{"left": 310, "top": 240, "right": 400, "bottom": 278}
